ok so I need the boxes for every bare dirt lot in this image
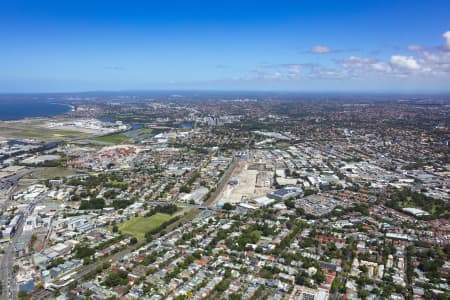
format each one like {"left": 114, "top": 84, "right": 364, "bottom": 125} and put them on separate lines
{"left": 216, "top": 161, "right": 273, "bottom": 204}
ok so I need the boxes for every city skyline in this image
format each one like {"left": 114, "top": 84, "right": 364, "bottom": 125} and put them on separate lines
{"left": 2, "top": 0, "right": 450, "bottom": 92}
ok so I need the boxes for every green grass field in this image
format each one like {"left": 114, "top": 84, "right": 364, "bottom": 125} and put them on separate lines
{"left": 25, "top": 167, "right": 79, "bottom": 180}
{"left": 91, "top": 133, "right": 130, "bottom": 144}
{"left": 118, "top": 213, "right": 172, "bottom": 240}
{"left": 140, "top": 128, "right": 153, "bottom": 134}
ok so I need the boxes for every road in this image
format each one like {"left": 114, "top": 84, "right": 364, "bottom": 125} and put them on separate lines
{"left": 206, "top": 158, "right": 239, "bottom": 206}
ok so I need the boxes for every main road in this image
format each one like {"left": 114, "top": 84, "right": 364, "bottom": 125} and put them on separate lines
{"left": 0, "top": 212, "right": 26, "bottom": 300}
{"left": 0, "top": 168, "right": 36, "bottom": 210}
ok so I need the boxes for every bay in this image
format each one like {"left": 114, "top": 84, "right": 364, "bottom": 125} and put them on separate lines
{"left": 0, "top": 101, "right": 70, "bottom": 120}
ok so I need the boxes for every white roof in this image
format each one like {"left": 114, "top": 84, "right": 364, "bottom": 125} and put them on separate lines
{"left": 238, "top": 203, "right": 258, "bottom": 210}
{"left": 252, "top": 196, "right": 275, "bottom": 206}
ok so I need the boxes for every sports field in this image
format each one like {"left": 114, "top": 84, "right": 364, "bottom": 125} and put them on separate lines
{"left": 117, "top": 213, "right": 172, "bottom": 240}
{"left": 91, "top": 133, "right": 130, "bottom": 144}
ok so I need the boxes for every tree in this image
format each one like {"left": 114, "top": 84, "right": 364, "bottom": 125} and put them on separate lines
{"left": 285, "top": 199, "right": 295, "bottom": 209}
{"left": 35, "top": 282, "right": 44, "bottom": 289}
{"left": 314, "top": 268, "right": 326, "bottom": 284}
{"left": 192, "top": 250, "right": 202, "bottom": 259}
{"left": 18, "top": 291, "right": 28, "bottom": 298}
{"left": 103, "top": 270, "right": 128, "bottom": 287}
{"left": 83, "top": 257, "right": 92, "bottom": 265}
{"left": 179, "top": 185, "right": 191, "bottom": 193}
{"left": 358, "top": 288, "right": 369, "bottom": 300}
{"left": 296, "top": 207, "right": 305, "bottom": 216}
{"left": 74, "top": 245, "right": 95, "bottom": 259}
{"left": 223, "top": 203, "right": 235, "bottom": 211}
{"left": 79, "top": 198, "right": 105, "bottom": 210}
{"left": 112, "top": 225, "right": 119, "bottom": 233}
{"left": 295, "top": 270, "right": 308, "bottom": 285}
{"left": 215, "top": 279, "right": 231, "bottom": 292}
{"left": 229, "top": 293, "right": 242, "bottom": 300}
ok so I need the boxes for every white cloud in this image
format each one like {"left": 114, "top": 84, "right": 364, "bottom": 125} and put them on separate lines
{"left": 342, "top": 56, "right": 376, "bottom": 67}
{"left": 272, "top": 71, "right": 282, "bottom": 79}
{"left": 287, "top": 64, "right": 301, "bottom": 79}
{"left": 390, "top": 55, "right": 420, "bottom": 71}
{"left": 253, "top": 69, "right": 284, "bottom": 80}
{"left": 243, "top": 31, "right": 450, "bottom": 82}
{"left": 287, "top": 64, "right": 301, "bottom": 72}
{"left": 443, "top": 31, "right": 450, "bottom": 50}
{"left": 347, "top": 56, "right": 372, "bottom": 63}
{"left": 310, "top": 45, "right": 332, "bottom": 54}
{"left": 371, "top": 62, "right": 392, "bottom": 73}
{"left": 407, "top": 44, "right": 424, "bottom": 51}
{"left": 336, "top": 31, "right": 450, "bottom": 78}
{"left": 315, "top": 68, "right": 347, "bottom": 79}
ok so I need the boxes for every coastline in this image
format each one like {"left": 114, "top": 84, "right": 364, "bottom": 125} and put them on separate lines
{"left": 52, "top": 102, "right": 75, "bottom": 112}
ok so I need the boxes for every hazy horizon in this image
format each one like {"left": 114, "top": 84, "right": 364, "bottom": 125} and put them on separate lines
{"left": 2, "top": 89, "right": 450, "bottom": 96}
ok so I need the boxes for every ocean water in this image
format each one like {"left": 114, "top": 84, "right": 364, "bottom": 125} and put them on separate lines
{"left": 0, "top": 101, "right": 70, "bottom": 120}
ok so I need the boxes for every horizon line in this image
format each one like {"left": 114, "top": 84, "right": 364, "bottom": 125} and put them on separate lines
{"left": 1, "top": 89, "right": 450, "bottom": 96}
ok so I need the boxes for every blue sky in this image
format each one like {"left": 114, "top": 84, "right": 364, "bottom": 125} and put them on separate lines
{"left": 1, "top": 0, "right": 450, "bottom": 92}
